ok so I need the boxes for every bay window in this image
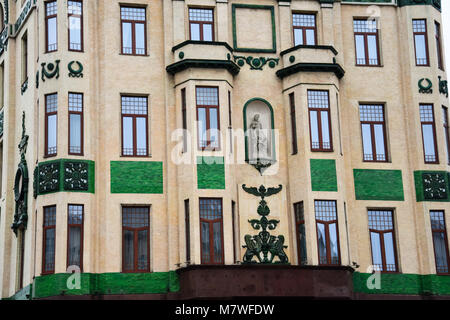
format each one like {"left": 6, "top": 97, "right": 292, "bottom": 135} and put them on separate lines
{"left": 196, "top": 87, "right": 220, "bottom": 150}
{"left": 45, "top": 1, "right": 58, "bottom": 52}
{"left": 68, "top": 93, "right": 83, "bottom": 155}
{"left": 68, "top": 0, "right": 83, "bottom": 51}
{"left": 420, "top": 104, "right": 439, "bottom": 164}
{"left": 308, "top": 90, "right": 332, "bottom": 151}
{"left": 200, "top": 198, "right": 224, "bottom": 265}
{"left": 67, "top": 204, "right": 84, "bottom": 270}
{"left": 315, "top": 200, "right": 340, "bottom": 266}
{"left": 45, "top": 93, "right": 58, "bottom": 157}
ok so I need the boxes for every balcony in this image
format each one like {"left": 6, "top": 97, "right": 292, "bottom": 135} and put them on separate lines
{"left": 276, "top": 45, "right": 345, "bottom": 79}
{"left": 166, "top": 40, "right": 240, "bottom": 76}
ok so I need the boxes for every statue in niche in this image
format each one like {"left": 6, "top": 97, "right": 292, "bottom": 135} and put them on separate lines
{"left": 249, "top": 114, "right": 268, "bottom": 161}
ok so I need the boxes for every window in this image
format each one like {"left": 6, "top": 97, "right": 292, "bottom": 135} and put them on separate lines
{"left": 315, "top": 200, "right": 340, "bottom": 265}
{"left": 294, "top": 202, "right": 307, "bottom": 266}
{"left": 21, "top": 32, "right": 28, "bottom": 84}
{"left": 359, "top": 104, "right": 388, "bottom": 162}
{"left": 420, "top": 104, "right": 439, "bottom": 164}
{"left": 121, "top": 96, "right": 148, "bottom": 157}
{"left": 413, "top": 19, "right": 429, "bottom": 66}
{"left": 308, "top": 90, "right": 332, "bottom": 151}
{"left": 196, "top": 87, "right": 220, "bottom": 150}
{"left": 184, "top": 199, "right": 190, "bottom": 263}
{"left": 122, "top": 206, "right": 150, "bottom": 273}
{"left": 67, "top": 204, "right": 84, "bottom": 270}
{"left": 68, "top": 93, "right": 83, "bottom": 155}
{"left": 292, "top": 13, "right": 316, "bottom": 46}
{"left": 68, "top": 1, "right": 83, "bottom": 51}
{"left": 353, "top": 19, "right": 380, "bottom": 66}
{"left": 45, "top": 1, "right": 58, "bottom": 52}
{"left": 45, "top": 93, "right": 58, "bottom": 157}
{"left": 443, "top": 107, "right": 450, "bottom": 164}
{"left": 368, "top": 210, "right": 398, "bottom": 273}
{"left": 42, "top": 206, "right": 56, "bottom": 274}
{"left": 228, "top": 91, "right": 233, "bottom": 153}
{"left": 199, "top": 198, "right": 223, "bottom": 265}
{"left": 181, "top": 88, "right": 187, "bottom": 153}
{"left": 430, "top": 211, "right": 450, "bottom": 274}
{"left": 189, "top": 8, "right": 214, "bottom": 41}
{"left": 435, "top": 22, "right": 444, "bottom": 70}
{"left": 231, "top": 200, "right": 237, "bottom": 263}
{"left": 121, "top": 6, "right": 147, "bottom": 55}
{"left": 289, "top": 93, "right": 298, "bottom": 155}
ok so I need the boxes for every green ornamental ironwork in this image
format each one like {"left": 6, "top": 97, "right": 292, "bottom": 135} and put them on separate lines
{"left": 439, "top": 76, "right": 448, "bottom": 98}
{"left": 418, "top": 78, "right": 433, "bottom": 94}
{"left": 41, "top": 60, "right": 60, "bottom": 82}
{"left": 423, "top": 172, "right": 448, "bottom": 200}
{"left": 242, "top": 184, "right": 289, "bottom": 264}
{"left": 11, "top": 112, "right": 29, "bottom": 236}
{"left": 68, "top": 61, "right": 83, "bottom": 78}
{"left": 234, "top": 56, "right": 279, "bottom": 70}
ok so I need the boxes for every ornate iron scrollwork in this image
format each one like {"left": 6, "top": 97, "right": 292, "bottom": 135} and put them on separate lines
{"left": 38, "top": 162, "right": 60, "bottom": 194}
{"left": 423, "top": 172, "right": 448, "bottom": 200}
{"left": 242, "top": 184, "right": 289, "bottom": 264}
{"left": 64, "top": 161, "right": 89, "bottom": 191}
{"left": 439, "top": 76, "right": 448, "bottom": 98}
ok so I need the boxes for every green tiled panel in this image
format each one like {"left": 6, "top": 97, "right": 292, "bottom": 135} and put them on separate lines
{"left": 197, "top": 156, "right": 225, "bottom": 190}
{"left": 310, "top": 159, "right": 338, "bottom": 192}
{"left": 353, "top": 169, "right": 404, "bottom": 201}
{"left": 353, "top": 272, "right": 450, "bottom": 296}
{"left": 414, "top": 171, "right": 450, "bottom": 202}
{"left": 110, "top": 161, "right": 163, "bottom": 194}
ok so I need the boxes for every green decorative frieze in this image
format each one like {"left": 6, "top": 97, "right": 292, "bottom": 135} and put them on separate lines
{"left": 353, "top": 169, "right": 404, "bottom": 201}
{"left": 310, "top": 159, "right": 338, "bottom": 192}
{"left": 242, "top": 185, "right": 289, "bottom": 264}
{"left": 41, "top": 60, "right": 60, "bottom": 82}
{"left": 233, "top": 56, "right": 279, "bottom": 70}
{"left": 110, "top": 161, "right": 163, "bottom": 194}
{"left": 68, "top": 61, "right": 83, "bottom": 78}
{"left": 197, "top": 156, "right": 225, "bottom": 190}
{"left": 414, "top": 171, "right": 450, "bottom": 202}
{"left": 35, "top": 159, "right": 95, "bottom": 196}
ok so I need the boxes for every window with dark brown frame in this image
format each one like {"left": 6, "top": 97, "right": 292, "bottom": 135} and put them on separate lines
{"left": 120, "top": 6, "right": 147, "bottom": 55}
{"left": 196, "top": 87, "right": 220, "bottom": 150}
{"left": 21, "top": 31, "right": 28, "bottom": 85}
{"left": 294, "top": 202, "right": 307, "bottom": 266}
{"left": 443, "top": 106, "right": 450, "bottom": 165}
{"left": 121, "top": 96, "right": 149, "bottom": 157}
{"left": 184, "top": 199, "right": 190, "bottom": 263}
{"left": 189, "top": 8, "right": 214, "bottom": 41}
{"left": 181, "top": 88, "right": 188, "bottom": 153}
{"left": 68, "top": 0, "right": 83, "bottom": 51}
{"left": 315, "top": 200, "right": 340, "bottom": 266}
{"left": 199, "top": 198, "right": 224, "bottom": 265}
{"left": 67, "top": 204, "right": 84, "bottom": 270}
{"left": 122, "top": 206, "right": 150, "bottom": 273}
{"left": 231, "top": 200, "right": 237, "bottom": 263}
{"left": 413, "top": 19, "right": 430, "bottom": 66}
{"left": 420, "top": 104, "right": 439, "bottom": 164}
{"left": 359, "top": 104, "right": 388, "bottom": 162}
{"left": 42, "top": 205, "right": 56, "bottom": 275}
{"left": 308, "top": 90, "right": 333, "bottom": 152}
{"left": 289, "top": 93, "right": 298, "bottom": 155}
{"left": 435, "top": 21, "right": 445, "bottom": 70}
{"left": 228, "top": 91, "right": 233, "bottom": 153}
{"left": 368, "top": 210, "right": 399, "bottom": 273}
{"left": 292, "top": 13, "right": 316, "bottom": 46}
{"left": 18, "top": 229, "right": 25, "bottom": 289}
{"left": 430, "top": 211, "right": 450, "bottom": 274}
{"left": 45, "top": 93, "right": 58, "bottom": 157}
{"left": 68, "top": 93, "right": 83, "bottom": 155}
{"left": 45, "top": 1, "right": 58, "bottom": 52}
{"left": 353, "top": 19, "right": 380, "bottom": 66}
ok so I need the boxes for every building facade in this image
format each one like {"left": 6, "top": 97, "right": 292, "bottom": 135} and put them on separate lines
{"left": 0, "top": 0, "right": 449, "bottom": 300}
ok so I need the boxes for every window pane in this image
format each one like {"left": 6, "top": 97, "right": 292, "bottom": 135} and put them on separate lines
{"left": 317, "top": 223, "right": 327, "bottom": 265}
{"left": 374, "top": 124, "right": 386, "bottom": 161}
{"left": 48, "top": 17, "right": 57, "bottom": 51}
{"left": 209, "top": 108, "right": 219, "bottom": 148}
{"left": 69, "top": 16, "right": 81, "bottom": 50}
{"left": 433, "top": 232, "right": 449, "bottom": 273}
{"left": 422, "top": 124, "right": 436, "bottom": 160}
{"left": 203, "top": 24, "right": 213, "bottom": 41}
{"left": 355, "top": 35, "right": 366, "bottom": 64}
{"left": 48, "top": 114, "right": 57, "bottom": 154}
{"left": 306, "top": 29, "right": 315, "bottom": 45}
{"left": 213, "top": 222, "right": 222, "bottom": 263}
{"left": 201, "top": 222, "right": 210, "bottom": 263}
{"left": 44, "top": 228, "right": 55, "bottom": 272}
{"left": 383, "top": 232, "right": 396, "bottom": 271}
{"left": 123, "top": 230, "right": 134, "bottom": 271}
{"left": 415, "top": 34, "right": 428, "bottom": 65}
{"left": 320, "top": 111, "right": 330, "bottom": 149}
{"left": 135, "top": 23, "right": 145, "bottom": 54}
{"left": 310, "top": 111, "right": 319, "bottom": 149}
{"left": 294, "top": 29, "right": 303, "bottom": 46}
{"left": 367, "top": 35, "right": 378, "bottom": 65}
{"left": 198, "top": 108, "right": 207, "bottom": 148}
{"left": 69, "top": 114, "right": 81, "bottom": 153}
{"left": 190, "top": 23, "right": 200, "bottom": 41}
{"left": 329, "top": 223, "right": 339, "bottom": 265}
{"left": 122, "top": 22, "right": 132, "bottom": 54}
{"left": 298, "top": 224, "right": 307, "bottom": 265}
{"left": 362, "top": 124, "right": 373, "bottom": 161}
{"left": 68, "top": 226, "right": 81, "bottom": 267}
{"left": 370, "top": 232, "right": 383, "bottom": 271}
{"left": 122, "top": 117, "right": 133, "bottom": 155}
{"left": 137, "top": 230, "right": 148, "bottom": 270}
{"left": 136, "top": 117, "right": 147, "bottom": 156}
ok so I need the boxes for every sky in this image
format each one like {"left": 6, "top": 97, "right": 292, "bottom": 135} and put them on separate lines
{"left": 444, "top": 1, "right": 450, "bottom": 73}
